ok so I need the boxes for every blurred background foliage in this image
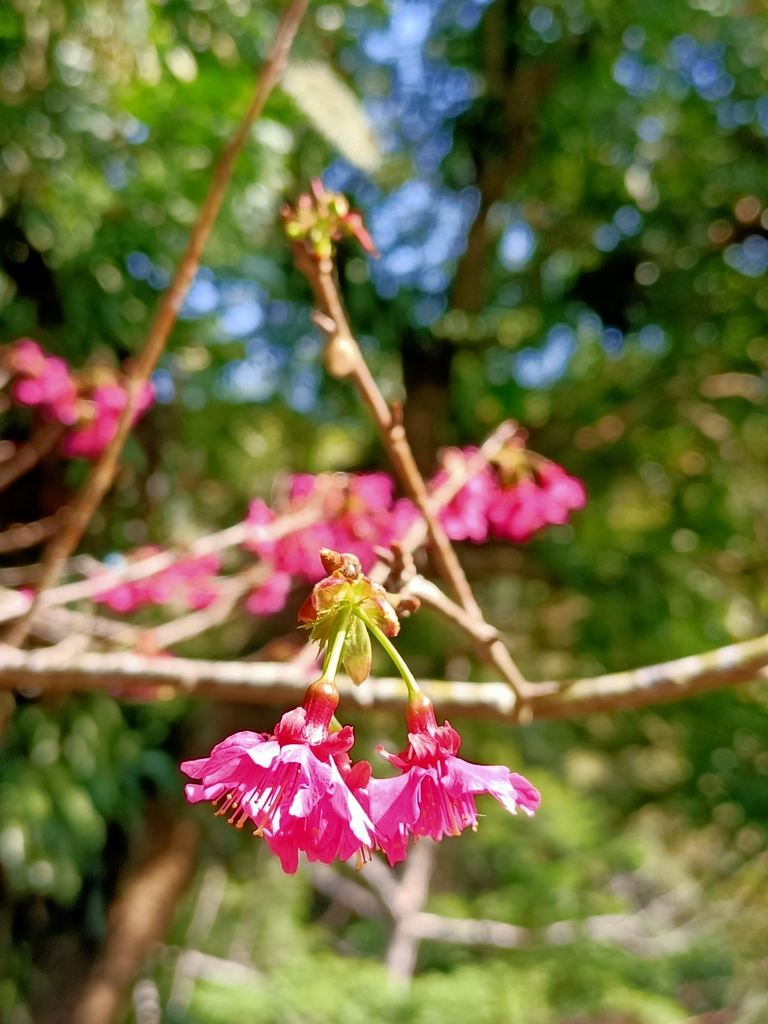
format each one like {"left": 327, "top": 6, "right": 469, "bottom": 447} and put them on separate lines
{"left": 3, "top": 0, "right": 768, "bottom": 1018}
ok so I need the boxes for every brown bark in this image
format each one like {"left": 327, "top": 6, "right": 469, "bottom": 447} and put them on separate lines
{"left": 452, "top": 1, "right": 554, "bottom": 313}
{"left": 71, "top": 820, "right": 199, "bottom": 1024}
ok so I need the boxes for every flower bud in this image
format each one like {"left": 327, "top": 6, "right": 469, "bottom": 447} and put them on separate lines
{"left": 325, "top": 335, "right": 358, "bottom": 378}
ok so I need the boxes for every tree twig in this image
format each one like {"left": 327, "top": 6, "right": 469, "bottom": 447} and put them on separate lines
{"left": 371, "top": 417, "right": 520, "bottom": 576}
{"left": 0, "top": 421, "right": 66, "bottom": 493}
{"left": 5, "top": 0, "right": 311, "bottom": 648}
{"left": 149, "top": 567, "right": 267, "bottom": 650}
{"left": 0, "top": 555, "right": 102, "bottom": 587}
{"left": 301, "top": 256, "right": 483, "bottom": 619}
{"left": 294, "top": 252, "right": 526, "bottom": 702}
{"left": 302, "top": 861, "right": 385, "bottom": 921}
{"left": 304, "top": 861, "right": 697, "bottom": 960}
{"left": 0, "top": 512, "right": 63, "bottom": 553}
{"left": 384, "top": 839, "right": 435, "bottom": 986}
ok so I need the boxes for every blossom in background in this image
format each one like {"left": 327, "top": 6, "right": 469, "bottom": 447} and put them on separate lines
{"left": 182, "top": 679, "right": 377, "bottom": 873}
{"left": 246, "top": 571, "right": 293, "bottom": 616}
{"left": 370, "top": 692, "right": 540, "bottom": 865}
{"left": 433, "top": 447, "right": 498, "bottom": 543}
{"left": 94, "top": 550, "right": 221, "bottom": 614}
{"left": 488, "top": 461, "right": 587, "bottom": 543}
{"left": 7, "top": 339, "right": 79, "bottom": 425}
{"left": 433, "top": 444, "right": 587, "bottom": 545}
{"left": 242, "top": 474, "right": 419, "bottom": 615}
{"left": 62, "top": 381, "right": 155, "bottom": 461}
{"left": 2, "top": 339, "right": 156, "bottom": 460}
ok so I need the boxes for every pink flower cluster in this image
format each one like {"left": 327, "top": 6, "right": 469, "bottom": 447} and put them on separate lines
{"left": 7, "top": 339, "right": 79, "bottom": 425}
{"left": 61, "top": 381, "right": 155, "bottom": 460}
{"left": 94, "top": 549, "right": 221, "bottom": 614}
{"left": 183, "top": 682, "right": 376, "bottom": 874}
{"left": 243, "top": 473, "right": 420, "bottom": 616}
{"left": 182, "top": 685, "right": 539, "bottom": 873}
{"left": 436, "top": 447, "right": 586, "bottom": 545}
{"left": 2, "top": 338, "right": 155, "bottom": 461}
{"left": 370, "top": 693, "right": 540, "bottom": 865}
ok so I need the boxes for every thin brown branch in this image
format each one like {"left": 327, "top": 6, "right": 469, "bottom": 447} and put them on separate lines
{"left": 31, "top": 607, "right": 138, "bottom": 647}
{"left": 406, "top": 575, "right": 499, "bottom": 643}
{"left": 150, "top": 567, "right": 267, "bottom": 649}
{"left": 0, "top": 421, "right": 66, "bottom": 493}
{"left": 6, "top": 0, "right": 310, "bottom": 648}
{"left": 382, "top": 418, "right": 519, "bottom": 569}
{"left": 3, "top": 629, "right": 768, "bottom": 719}
{"left": 295, "top": 253, "right": 526, "bottom": 703}
{"left": 302, "top": 861, "right": 385, "bottom": 920}
{"left": 23, "top": 568, "right": 267, "bottom": 652}
{"left": 0, "top": 513, "right": 63, "bottom": 553}
{"left": 385, "top": 840, "right": 435, "bottom": 986}
{"left": 0, "top": 556, "right": 102, "bottom": 587}
{"left": 303, "top": 255, "right": 483, "bottom": 620}
{"left": 72, "top": 820, "right": 199, "bottom": 1024}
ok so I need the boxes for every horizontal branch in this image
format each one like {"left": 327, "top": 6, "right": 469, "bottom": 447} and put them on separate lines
{"left": 1, "top": 629, "right": 767, "bottom": 719}
{"left": 413, "top": 912, "right": 526, "bottom": 948}
{"left": 0, "top": 421, "right": 66, "bottom": 493}
{"left": 0, "top": 514, "right": 62, "bottom": 554}
{"left": 0, "top": 555, "right": 102, "bottom": 587}
{"left": 304, "top": 862, "right": 696, "bottom": 959}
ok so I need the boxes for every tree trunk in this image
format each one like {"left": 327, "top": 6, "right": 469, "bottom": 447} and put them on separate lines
{"left": 71, "top": 820, "right": 199, "bottom": 1024}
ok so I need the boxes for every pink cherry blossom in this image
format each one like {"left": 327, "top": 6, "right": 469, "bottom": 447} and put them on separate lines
{"left": 62, "top": 382, "right": 155, "bottom": 460}
{"left": 369, "top": 694, "right": 540, "bottom": 865}
{"left": 8, "top": 341, "right": 80, "bottom": 426}
{"left": 6, "top": 339, "right": 48, "bottom": 378}
{"left": 243, "top": 499, "right": 277, "bottom": 559}
{"left": 246, "top": 571, "right": 293, "bottom": 616}
{"left": 243, "top": 473, "right": 419, "bottom": 587}
{"left": 538, "top": 461, "right": 587, "bottom": 523}
{"left": 181, "top": 681, "right": 376, "bottom": 873}
{"left": 94, "top": 550, "right": 221, "bottom": 614}
{"left": 489, "top": 461, "right": 586, "bottom": 543}
{"left": 487, "top": 478, "right": 547, "bottom": 543}
{"left": 433, "top": 448, "right": 499, "bottom": 544}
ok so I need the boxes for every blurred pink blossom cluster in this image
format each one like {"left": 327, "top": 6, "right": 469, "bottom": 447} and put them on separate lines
{"left": 61, "top": 381, "right": 155, "bottom": 460}
{"left": 94, "top": 549, "right": 221, "bottom": 614}
{"left": 244, "top": 473, "right": 420, "bottom": 616}
{"left": 2, "top": 338, "right": 155, "bottom": 461}
{"left": 435, "top": 447, "right": 586, "bottom": 545}
{"left": 6, "top": 339, "right": 79, "bottom": 425}
{"left": 54, "top": 451, "right": 585, "bottom": 627}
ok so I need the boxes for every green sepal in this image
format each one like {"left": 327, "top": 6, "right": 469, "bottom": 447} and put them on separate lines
{"left": 342, "top": 614, "right": 372, "bottom": 686}
{"left": 306, "top": 610, "right": 338, "bottom": 649}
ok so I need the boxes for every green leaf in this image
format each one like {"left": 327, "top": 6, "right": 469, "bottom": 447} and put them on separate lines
{"left": 280, "top": 61, "right": 381, "bottom": 172}
{"left": 342, "top": 614, "right": 372, "bottom": 686}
